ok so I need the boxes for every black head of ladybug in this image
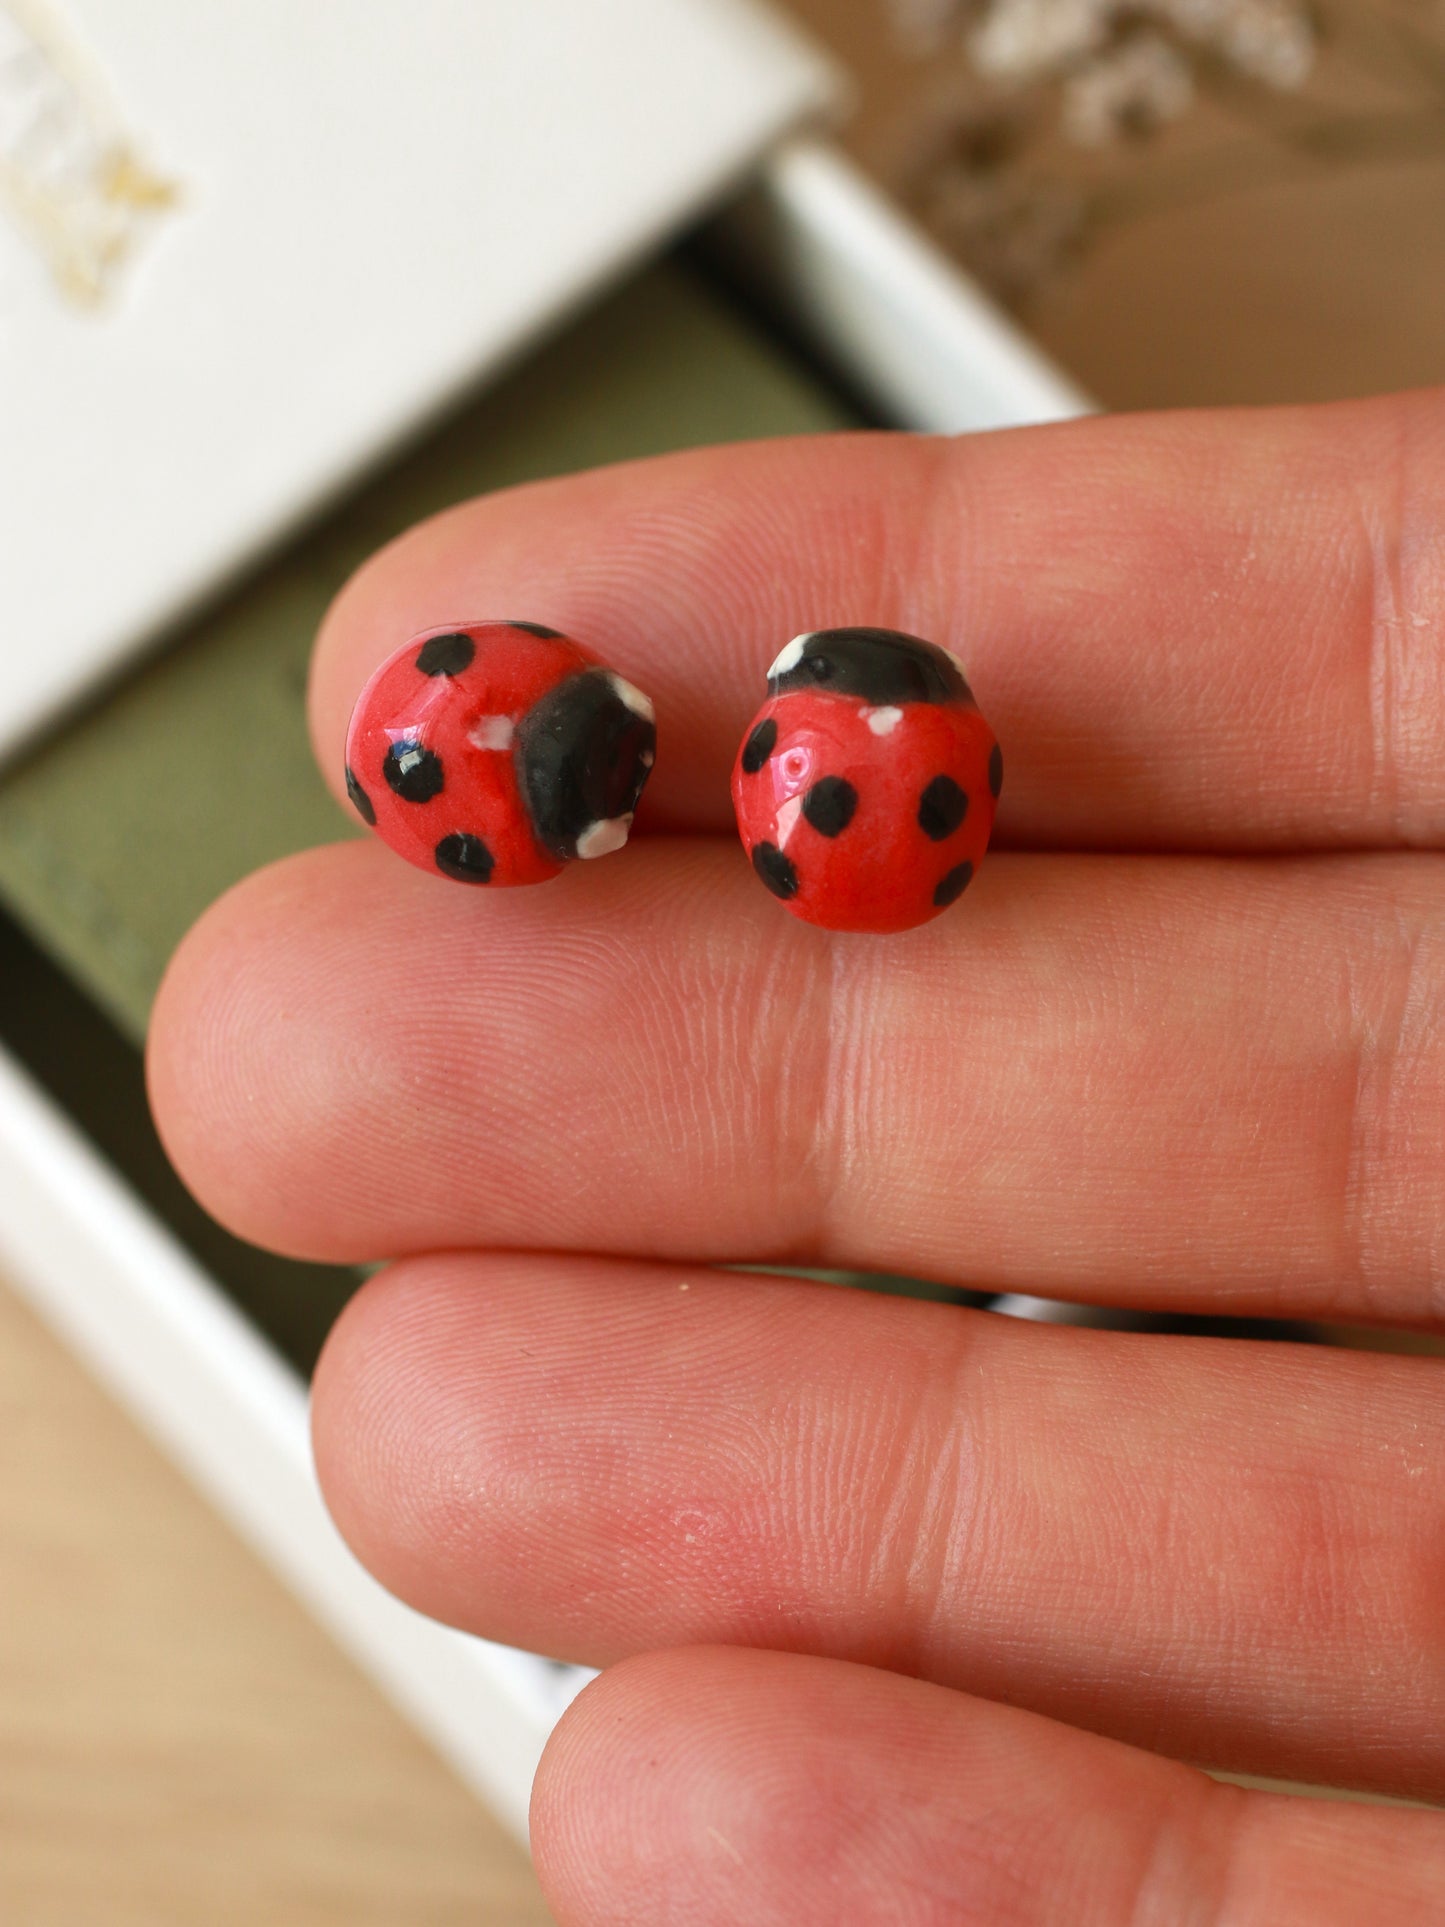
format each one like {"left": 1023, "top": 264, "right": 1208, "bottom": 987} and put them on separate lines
{"left": 767, "top": 628, "right": 973, "bottom": 707}
{"left": 515, "top": 667, "right": 657, "bottom": 862}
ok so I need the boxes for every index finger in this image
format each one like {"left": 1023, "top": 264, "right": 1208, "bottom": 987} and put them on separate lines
{"left": 309, "top": 390, "right": 1445, "bottom": 850}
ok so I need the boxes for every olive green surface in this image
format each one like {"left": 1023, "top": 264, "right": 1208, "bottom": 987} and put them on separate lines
{"left": 0, "top": 260, "right": 856, "bottom": 1045}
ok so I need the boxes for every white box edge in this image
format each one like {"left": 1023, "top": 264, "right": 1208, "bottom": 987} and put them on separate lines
{"left": 0, "top": 1039, "right": 588, "bottom": 1845}
{"left": 714, "top": 137, "right": 1094, "bottom": 432}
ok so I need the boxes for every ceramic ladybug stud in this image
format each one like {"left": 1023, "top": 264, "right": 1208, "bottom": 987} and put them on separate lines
{"left": 731, "top": 627, "right": 1001, "bottom": 934}
{"left": 345, "top": 621, "right": 656, "bottom": 886}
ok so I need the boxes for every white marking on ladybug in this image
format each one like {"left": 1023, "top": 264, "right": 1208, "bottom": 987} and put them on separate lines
{"left": 468, "top": 714, "right": 514, "bottom": 751}
{"left": 767, "top": 633, "right": 809, "bottom": 678}
{"left": 606, "top": 673, "right": 655, "bottom": 723}
{"left": 640, "top": 746, "right": 655, "bottom": 768}
{"left": 576, "top": 813, "right": 633, "bottom": 859}
{"left": 864, "top": 705, "right": 903, "bottom": 735}
{"left": 940, "top": 643, "right": 970, "bottom": 681}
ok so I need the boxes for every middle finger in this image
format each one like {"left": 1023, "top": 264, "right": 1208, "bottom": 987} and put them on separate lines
{"left": 150, "top": 837, "right": 1445, "bottom": 1327}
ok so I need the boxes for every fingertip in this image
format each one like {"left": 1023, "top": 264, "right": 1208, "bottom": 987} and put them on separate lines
{"left": 529, "top": 1650, "right": 703, "bottom": 1917}
{"left": 309, "top": 1257, "right": 481, "bottom": 1613}
{"left": 146, "top": 851, "right": 297, "bottom": 1244}
{"left": 530, "top": 1649, "right": 843, "bottom": 1925}
{"left": 146, "top": 842, "right": 404, "bottom": 1261}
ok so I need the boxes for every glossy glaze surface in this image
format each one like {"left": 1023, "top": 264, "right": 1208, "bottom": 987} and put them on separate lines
{"left": 732, "top": 628, "right": 1000, "bottom": 934}
{"left": 345, "top": 622, "right": 655, "bottom": 886}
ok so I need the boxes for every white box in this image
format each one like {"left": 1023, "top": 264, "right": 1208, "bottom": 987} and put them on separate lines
{"left": 0, "top": 0, "right": 837, "bottom": 755}
{"left": 0, "top": 1, "right": 1087, "bottom": 1852}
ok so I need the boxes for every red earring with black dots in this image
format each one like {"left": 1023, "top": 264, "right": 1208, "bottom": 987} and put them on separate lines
{"left": 730, "top": 627, "right": 1001, "bottom": 934}
{"left": 345, "top": 620, "right": 656, "bottom": 886}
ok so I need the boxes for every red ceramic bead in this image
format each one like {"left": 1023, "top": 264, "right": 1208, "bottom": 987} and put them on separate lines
{"left": 731, "top": 628, "right": 1000, "bottom": 934}
{"left": 345, "top": 621, "right": 655, "bottom": 886}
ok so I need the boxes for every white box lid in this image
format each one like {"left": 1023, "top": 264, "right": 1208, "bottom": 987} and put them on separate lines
{"left": 0, "top": 0, "right": 836, "bottom": 756}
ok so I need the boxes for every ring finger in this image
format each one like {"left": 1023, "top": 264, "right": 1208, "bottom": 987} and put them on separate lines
{"left": 312, "top": 1253, "right": 1445, "bottom": 1801}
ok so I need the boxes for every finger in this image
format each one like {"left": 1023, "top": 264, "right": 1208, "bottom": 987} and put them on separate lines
{"left": 310, "top": 1254, "right": 1445, "bottom": 1800}
{"left": 149, "top": 837, "right": 1445, "bottom": 1327}
{"left": 532, "top": 1649, "right": 1445, "bottom": 1927}
{"left": 309, "top": 391, "right": 1445, "bottom": 851}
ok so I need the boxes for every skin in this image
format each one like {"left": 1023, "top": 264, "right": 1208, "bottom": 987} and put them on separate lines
{"left": 147, "top": 392, "right": 1445, "bottom": 1923}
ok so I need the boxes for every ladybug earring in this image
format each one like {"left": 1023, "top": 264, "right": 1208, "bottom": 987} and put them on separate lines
{"left": 731, "top": 627, "right": 1001, "bottom": 934}
{"left": 345, "top": 621, "right": 655, "bottom": 886}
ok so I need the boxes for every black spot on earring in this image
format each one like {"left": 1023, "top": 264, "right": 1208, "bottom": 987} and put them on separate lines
{"left": 802, "top": 776, "right": 858, "bottom": 838}
{"left": 752, "top": 842, "right": 799, "bottom": 900}
{"left": 934, "top": 861, "right": 973, "bottom": 908}
{"left": 415, "top": 632, "right": 475, "bottom": 677}
{"left": 918, "top": 775, "right": 968, "bottom": 841}
{"left": 435, "top": 833, "right": 494, "bottom": 883}
{"left": 384, "top": 739, "right": 444, "bottom": 803}
{"left": 345, "top": 767, "right": 376, "bottom": 826}
{"left": 988, "top": 742, "right": 1003, "bottom": 800}
{"left": 507, "top": 620, "right": 565, "bottom": 639}
{"left": 741, "top": 717, "right": 778, "bottom": 774}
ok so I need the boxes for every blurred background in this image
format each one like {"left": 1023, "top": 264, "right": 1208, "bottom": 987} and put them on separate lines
{"left": 793, "top": 0, "right": 1445, "bottom": 406}
{"left": 1, "top": 3, "right": 1442, "bottom": 1924}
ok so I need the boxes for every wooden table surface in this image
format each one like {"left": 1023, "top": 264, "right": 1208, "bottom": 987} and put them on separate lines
{"left": 0, "top": 1274, "right": 554, "bottom": 1927}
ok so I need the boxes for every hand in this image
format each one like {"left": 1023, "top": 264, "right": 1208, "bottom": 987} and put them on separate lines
{"left": 148, "top": 394, "right": 1445, "bottom": 1923}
